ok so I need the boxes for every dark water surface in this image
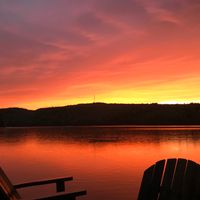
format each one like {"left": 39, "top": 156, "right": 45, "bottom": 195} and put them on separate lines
{"left": 1, "top": 126, "right": 200, "bottom": 200}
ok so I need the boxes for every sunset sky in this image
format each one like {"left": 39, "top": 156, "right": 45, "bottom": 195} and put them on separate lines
{"left": 1, "top": 0, "right": 200, "bottom": 109}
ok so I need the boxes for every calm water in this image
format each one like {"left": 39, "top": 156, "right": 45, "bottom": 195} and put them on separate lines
{"left": 1, "top": 126, "right": 200, "bottom": 200}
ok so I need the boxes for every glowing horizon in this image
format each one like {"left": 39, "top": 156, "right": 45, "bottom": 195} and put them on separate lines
{"left": 1, "top": 0, "right": 200, "bottom": 109}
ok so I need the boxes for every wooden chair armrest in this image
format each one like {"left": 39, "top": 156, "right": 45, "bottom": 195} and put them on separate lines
{"left": 35, "top": 190, "right": 87, "bottom": 200}
{"left": 14, "top": 177, "right": 73, "bottom": 192}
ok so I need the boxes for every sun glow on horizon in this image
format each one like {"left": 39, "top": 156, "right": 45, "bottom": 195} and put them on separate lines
{"left": 7, "top": 98, "right": 200, "bottom": 110}
{"left": 159, "top": 100, "right": 200, "bottom": 105}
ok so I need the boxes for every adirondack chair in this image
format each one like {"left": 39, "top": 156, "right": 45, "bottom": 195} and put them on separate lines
{"left": 0, "top": 167, "right": 86, "bottom": 200}
{"left": 137, "top": 158, "right": 200, "bottom": 200}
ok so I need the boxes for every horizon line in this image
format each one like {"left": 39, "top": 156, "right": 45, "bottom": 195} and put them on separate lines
{"left": 1, "top": 102, "right": 200, "bottom": 111}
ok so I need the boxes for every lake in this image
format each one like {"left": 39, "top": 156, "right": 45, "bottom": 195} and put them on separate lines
{"left": 1, "top": 126, "right": 200, "bottom": 200}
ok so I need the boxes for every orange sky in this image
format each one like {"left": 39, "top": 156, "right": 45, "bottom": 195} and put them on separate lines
{"left": 1, "top": 0, "right": 200, "bottom": 109}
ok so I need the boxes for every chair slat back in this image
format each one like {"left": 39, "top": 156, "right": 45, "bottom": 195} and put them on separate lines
{"left": 138, "top": 158, "right": 200, "bottom": 200}
{"left": 171, "top": 159, "right": 187, "bottom": 199}
{"left": 193, "top": 164, "right": 200, "bottom": 199}
{"left": 182, "top": 160, "right": 199, "bottom": 200}
{"left": 137, "top": 165, "right": 155, "bottom": 200}
{"left": 151, "top": 160, "right": 165, "bottom": 199}
{"left": 159, "top": 159, "right": 176, "bottom": 200}
{"left": 138, "top": 160, "right": 165, "bottom": 200}
{"left": 0, "top": 168, "right": 20, "bottom": 200}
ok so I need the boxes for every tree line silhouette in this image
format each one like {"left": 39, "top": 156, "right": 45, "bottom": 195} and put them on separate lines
{"left": 1, "top": 103, "right": 200, "bottom": 127}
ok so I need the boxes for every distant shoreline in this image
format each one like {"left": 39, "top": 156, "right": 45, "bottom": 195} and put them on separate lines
{"left": 2, "top": 125, "right": 200, "bottom": 130}
{"left": 1, "top": 103, "right": 200, "bottom": 127}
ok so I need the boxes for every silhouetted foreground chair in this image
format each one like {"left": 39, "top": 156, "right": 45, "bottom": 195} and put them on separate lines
{"left": 0, "top": 167, "right": 86, "bottom": 200}
{"left": 137, "top": 158, "right": 200, "bottom": 200}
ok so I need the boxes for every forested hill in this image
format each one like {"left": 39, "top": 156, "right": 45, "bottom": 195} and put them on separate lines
{"left": 1, "top": 103, "right": 200, "bottom": 127}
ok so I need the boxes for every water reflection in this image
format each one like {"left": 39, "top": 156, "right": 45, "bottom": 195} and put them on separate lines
{"left": 1, "top": 126, "right": 200, "bottom": 144}
{"left": 0, "top": 127, "right": 200, "bottom": 200}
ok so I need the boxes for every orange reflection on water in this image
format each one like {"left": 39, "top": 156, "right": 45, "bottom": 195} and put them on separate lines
{"left": 0, "top": 127, "right": 200, "bottom": 200}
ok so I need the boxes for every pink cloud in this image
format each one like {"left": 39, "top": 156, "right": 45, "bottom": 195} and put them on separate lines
{"left": 0, "top": 0, "right": 200, "bottom": 108}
